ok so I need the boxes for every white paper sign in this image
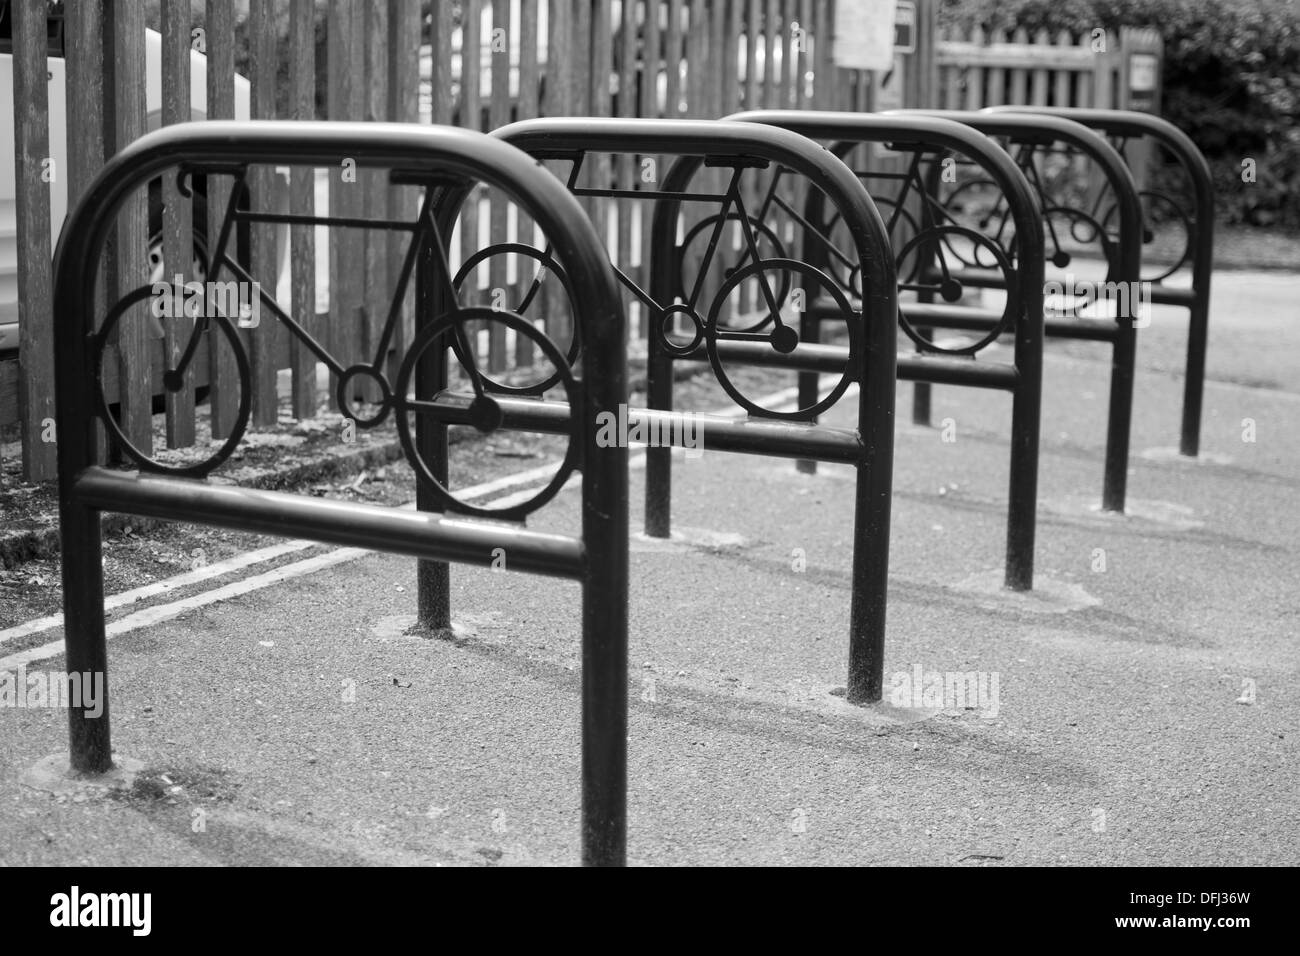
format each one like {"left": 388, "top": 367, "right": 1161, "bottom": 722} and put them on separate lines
{"left": 834, "top": 0, "right": 898, "bottom": 72}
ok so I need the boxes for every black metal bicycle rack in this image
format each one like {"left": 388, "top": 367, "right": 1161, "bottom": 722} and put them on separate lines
{"left": 424, "top": 117, "right": 899, "bottom": 706}
{"left": 53, "top": 121, "right": 630, "bottom": 866}
{"left": 727, "top": 110, "right": 1046, "bottom": 591}
{"left": 884, "top": 110, "right": 1143, "bottom": 514}
{"left": 986, "top": 106, "right": 1215, "bottom": 459}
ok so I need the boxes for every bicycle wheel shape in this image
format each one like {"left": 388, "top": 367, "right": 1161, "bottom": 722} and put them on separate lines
{"left": 936, "top": 178, "right": 1018, "bottom": 270}
{"left": 705, "top": 258, "right": 860, "bottom": 420}
{"left": 93, "top": 282, "right": 251, "bottom": 477}
{"left": 1100, "top": 189, "right": 1192, "bottom": 282}
{"left": 393, "top": 306, "right": 581, "bottom": 522}
{"left": 451, "top": 242, "right": 580, "bottom": 396}
{"left": 676, "top": 212, "right": 790, "bottom": 333}
{"left": 822, "top": 196, "right": 919, "bottom": 302}
{"left": 896, "top": 225, "right": 1019, "bottom": 356}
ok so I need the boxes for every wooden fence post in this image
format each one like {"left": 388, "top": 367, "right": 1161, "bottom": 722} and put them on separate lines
{"left": 289, "top": 0, "right": 318, "bottom": 420}
{"left": 388, "top": 0, "right": 422, "bottom": 385}
{"left": 206, "top": 0, "right": 239, "bottom": 440}
{"left": 161, "top": 0, "right": 197, "bottom": 447}
{"left": 249, "top": 0, "right": 281, "bottom": 426}
{"left": 12, "top": 0, "right": 57, "bottom": 481}
{"left": 109, "top": 0, "right": 151, "bottom": 455}
{"left": 63, "top": 0, "right": 107, "bottom": 467}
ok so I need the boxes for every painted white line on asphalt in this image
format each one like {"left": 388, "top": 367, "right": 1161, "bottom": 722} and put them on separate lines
{"left": 0, "top": 450, "right": 629, "bottom": 648}
{"left": 0, "top": 548, "right": 367, "bottom": 672}
{"left": 1, "top": 378, "right": 841, "bottom": 665}
{"left": 0, "top": 539, "right": 319, "bottom": 648}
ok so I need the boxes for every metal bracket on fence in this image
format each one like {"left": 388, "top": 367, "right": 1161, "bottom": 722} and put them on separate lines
{"left": 728, "top": 110, "right": 1046, "bottom": 592}
{"left": 51, "top": 121, "right": 629, "bottom": 866}
{"left": 427, "top": 117, "right": 899, "bottom": 706}
{"left": 888, "top": 110, "right": 1144, "bottom": 514}
{"left": 985, "top": 106, "right": 1215, "bottom": 459}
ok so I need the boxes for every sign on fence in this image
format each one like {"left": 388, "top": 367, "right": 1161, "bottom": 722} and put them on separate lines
{"left": 834, "top": 0, "right": 897, "bottom": 72}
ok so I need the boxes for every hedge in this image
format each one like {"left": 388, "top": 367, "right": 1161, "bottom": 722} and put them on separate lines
{"left": 939, "top": 0, "right": 1300, "bottom": 227}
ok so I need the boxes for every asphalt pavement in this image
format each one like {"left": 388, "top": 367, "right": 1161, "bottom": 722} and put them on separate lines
{"left": 1, "top": 270, "right": 1296, "bottom": 866}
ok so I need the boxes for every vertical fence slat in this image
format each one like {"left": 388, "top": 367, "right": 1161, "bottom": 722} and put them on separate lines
{"left": 812, "top": 0, "right": 831, "bottom": 110}
{"left": 205, "top": 0, "right": 238, "bottom": 439}
{"left": 249, "top": 0, "right": 281, "bottom": 426}
{"left": 986, "top": 28, "right": 1005, "bottom": 106}
{"left": 389, "top": 0, "right": 422, "bottom": 384}
{"left": 616, "top": 0, "right": 637, "bottom": 334}
{"left": 639, "top": 0, "right": 662, "bottom": 340}
{"left": 12, "top": 0, "right": 57, "bottom": 480}
{"left": 515, "top": 0, "right": 540, "bottom": 364}
{"left": 460, "top": 0, "right": 483, "bottom": 354}
{"left": 542, "top": 0, "right": 574, "bottom": 348}
{"left": 1008, "top": 27, "right": 1029, "bottom": 105}
{"left": 1053, "top": 29, "right": 1072, "bottom": 108}
{"left": 112, "top": 0, "right": 152, "bottom": 453}
{"left": 590, "top": 0, "right": 613, "bottom": 264}
{"left": 289, "top": 0, "right": 317, "bottom": 420}
{"left": 64, "top": 0, "right": 108, "bottom": 465}
{"left": 488, "top": 0, "right": 511, "bottom": 372}
{"left": 161, "top": 0, "right": 196, "bottom": 446}
{"left": 665, "top": 0, "right": 682, "bottom": 116}
{"left": 362, "top": 0, "right": 389, "bottom": 396}
{"left": 1030, "top": 27, "right": 1050, "bottom": 106}
{"left": 794, "top": 0, "right": 811, "bottom": 109}
{"left": 963, "top": 25, "right": 984, "bottom": 109}
{"left": 328, "top": 0, "right": 357, "bottom": 403}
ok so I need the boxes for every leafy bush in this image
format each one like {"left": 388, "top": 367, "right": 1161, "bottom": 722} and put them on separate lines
{"left": 940, "top": 0, "right": 1300, "bottom": 226}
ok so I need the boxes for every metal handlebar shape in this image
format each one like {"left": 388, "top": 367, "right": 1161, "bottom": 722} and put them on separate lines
{"left": 985, "top": 106, "right": 1215, "bottom": 459}
{"left": 727, "top": 109, "right": 1046, "bottom": 592}
{"left": 887, "top": 110, "right": 1144, "bottom": 513}
{"left": 427, "top": 117, "right": 898, "bottom": 705}
{"left": 52, "top": 121, "right": 630, "bottom": 866}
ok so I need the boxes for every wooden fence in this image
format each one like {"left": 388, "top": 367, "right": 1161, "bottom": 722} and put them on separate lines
{"left": 935, "top": 23, "right": 1163, "bottom": 113}
{"left": 4, "top": 1, "right": 1159, "bottom": 483}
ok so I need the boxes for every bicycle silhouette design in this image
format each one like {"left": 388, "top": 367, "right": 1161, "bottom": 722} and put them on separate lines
{"left": 92, "top": 162, "right": 584, "bottom": 521}
{"left": 459, "top": 150, "right": 861, "bottom": 422}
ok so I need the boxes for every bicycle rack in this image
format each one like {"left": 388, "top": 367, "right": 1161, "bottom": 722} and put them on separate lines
{"left": 728, "top": 110, "right": 1045, "bottom": 591}
{"left": 886, "top": 110, "right": 1144, "bottom": 514}
{"left": 52, "top": 121, "right": 630, "bottom": 866}
{"left": 426, "top": 117, "right": 899, "bottom": 705}
{"left": 986, "top": 106, "right": 1215, "bottom": 459}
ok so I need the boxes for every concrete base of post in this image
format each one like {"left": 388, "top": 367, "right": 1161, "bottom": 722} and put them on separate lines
{"left": 22, "top": 752, "right": 145, "bottom": 796}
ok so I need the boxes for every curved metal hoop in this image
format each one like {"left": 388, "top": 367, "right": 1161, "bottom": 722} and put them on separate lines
{"left": 896, "top": 225, "right": 1020, "bottom": 356}
{"left": 393, "top": 306, "right": 582, "bottom": 522}
{"left": 705, "top": 257, "right": 860, "bottom": 420}
{"left": 451, "top": 242, "right": 581, "bottom": 395}
{"left": 93, "top": 282, "right": 251, "bottom": 477}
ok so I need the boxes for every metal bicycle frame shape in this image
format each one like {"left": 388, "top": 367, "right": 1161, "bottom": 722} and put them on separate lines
{"left": 729, "top": 110, "right": 1046, "bottom": 591}
{"left": 426, "top": 117, "right": 899, "bottom": 705}
{"left": 986, "top": 106, "right": 1215, "bottom": 459}
{"left": 53, "top": 121, "right": 630, "bottom": 866}
{"left": 887, "top": 110, "right": 1144, "bottom": 513}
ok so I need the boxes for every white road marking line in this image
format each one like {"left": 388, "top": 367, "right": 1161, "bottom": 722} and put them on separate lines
{"left": 0, "top": 539, "right": 318, "bottom": 648}
{"left": 0, "top": 548, "right": 367, "bottom": 671}
{"left": 0, "top": 378, "right": 849, "bottom": 670}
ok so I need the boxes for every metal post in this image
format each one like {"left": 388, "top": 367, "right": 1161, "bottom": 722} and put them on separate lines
{"left": 416, "top": 190, "right": 452, "bottom": 632}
